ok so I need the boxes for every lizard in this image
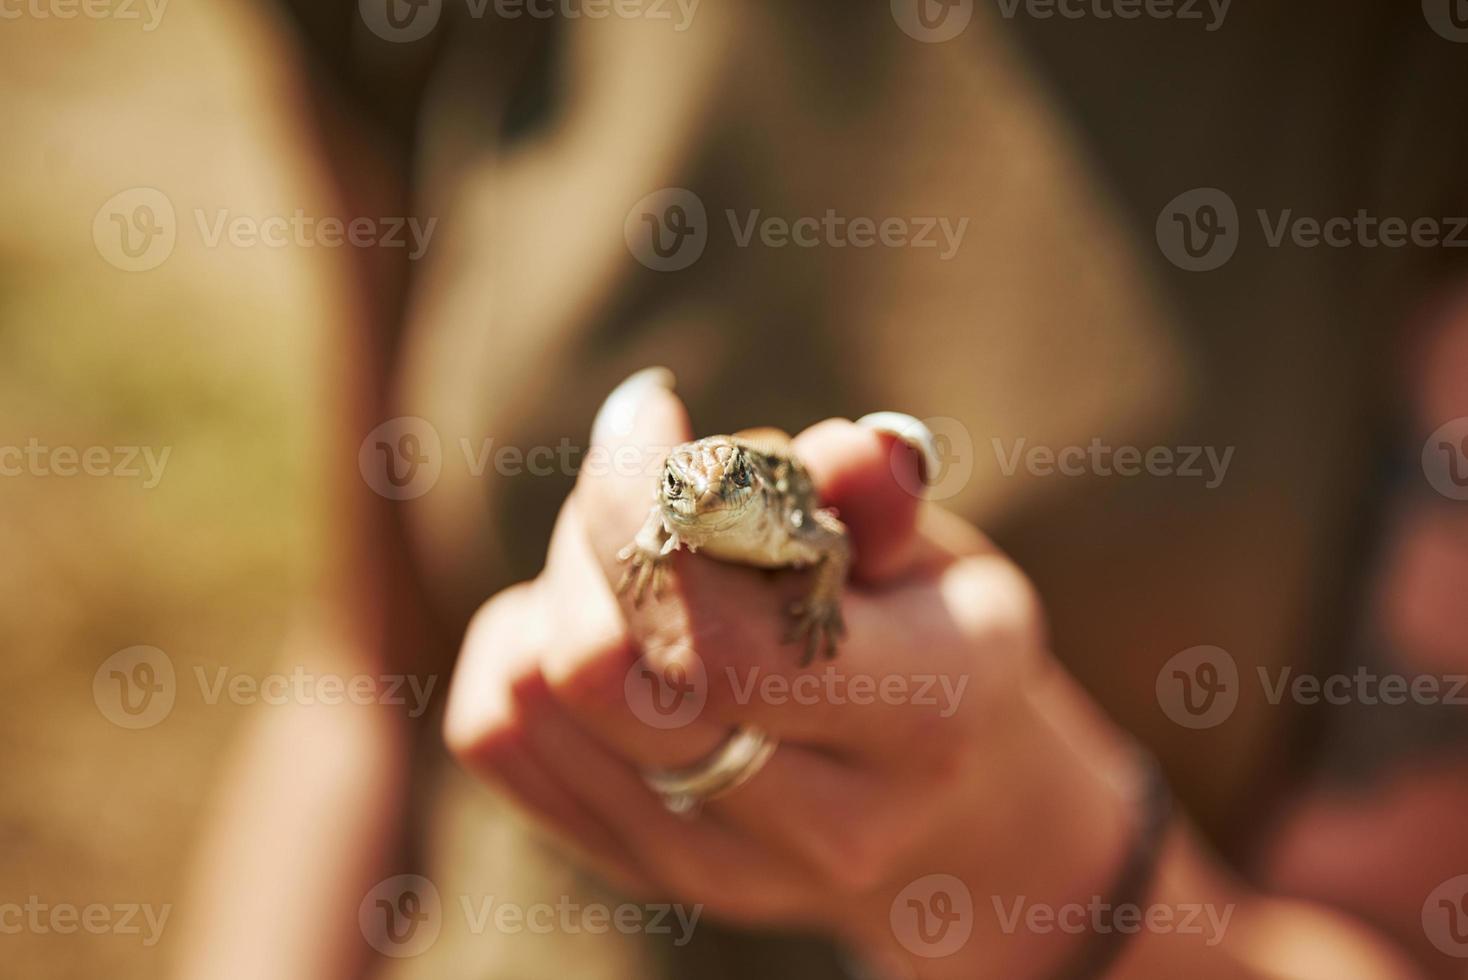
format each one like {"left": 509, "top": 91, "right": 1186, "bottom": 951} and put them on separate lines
{"left": 616, "top": 428, "right": 851, "bottom": 665}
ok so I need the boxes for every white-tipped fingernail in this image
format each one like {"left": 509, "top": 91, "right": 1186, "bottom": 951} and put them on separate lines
{"left": 592, "top": 367, "right": 676, "bottom": 444}
{"left": 857, "top": 411, "right": 940, "bottom": 488}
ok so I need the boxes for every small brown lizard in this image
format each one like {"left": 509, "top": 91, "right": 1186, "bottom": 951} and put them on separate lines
{"left": 616, "top": 429, "right": 851, "bottom": 665}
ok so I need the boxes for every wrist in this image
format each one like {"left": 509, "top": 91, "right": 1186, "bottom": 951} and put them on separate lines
{"left": 841, "top": 658, "right": 1140, "bottom": 979}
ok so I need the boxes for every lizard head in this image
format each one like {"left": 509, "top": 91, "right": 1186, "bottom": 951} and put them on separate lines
{"left": 659, "top": 437, "right": 758, "bottom": 528}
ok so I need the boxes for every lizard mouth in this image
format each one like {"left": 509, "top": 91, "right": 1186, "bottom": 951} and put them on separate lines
{"left": 664, "top": 497, "right": 747, "bottom": 531}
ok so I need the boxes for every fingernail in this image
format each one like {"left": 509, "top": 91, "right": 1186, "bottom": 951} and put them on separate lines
{"left": 857, "top": 411, "right": 940, "bottom": 489}
{"left": 591, "top": 366, "right": 676, "bottom": 445}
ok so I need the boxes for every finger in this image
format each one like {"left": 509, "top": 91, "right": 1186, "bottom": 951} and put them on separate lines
{"left": 703, "top": 745, "right": 937, "bottom": 896}
{"left": 585, "top": 365, "right": 692, "bottom": 562}
{"left": 661, "top": 553, "right": 1010, "bottom": 758}
{"left": 539, "top": 492, "right": 733, "bottom": 769}
{"left": 795, "top": 418, "right": 994, "bottom": 580}
{"left": 791, "top": 418, "right": 924, "bottom": 583}
{"left": 515, "top": 672, "right": 820, "bottom": 924}
{"left": 442, "top": 582, "right": 650, "bottom": 890}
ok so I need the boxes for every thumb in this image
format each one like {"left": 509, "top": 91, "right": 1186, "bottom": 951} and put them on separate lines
{"left": 581, "top": 367, "right": 693, "bottom": 570}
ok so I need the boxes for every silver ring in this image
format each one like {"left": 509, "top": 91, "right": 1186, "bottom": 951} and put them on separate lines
{"left": 856, "top": 412, "right": 940, "bottom": 489}
{"left": 642, "top": 725, "right": 778, "bottom": 818}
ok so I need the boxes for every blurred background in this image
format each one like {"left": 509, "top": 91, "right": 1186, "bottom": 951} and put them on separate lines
{"left": 4, "top": 2, "right": 1468, "bottom": 977}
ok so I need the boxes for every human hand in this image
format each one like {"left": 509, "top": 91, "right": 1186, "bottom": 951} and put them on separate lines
{"left": 444, "top": 370, "right": 1133, "bottom": 978}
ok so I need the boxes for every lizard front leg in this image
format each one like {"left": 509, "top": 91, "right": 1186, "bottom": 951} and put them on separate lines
{"left": 616, "top": 504, "right": 680, "bottom": 605}
{"left": 786, "top": 508, "right": 851, "bottom": 665}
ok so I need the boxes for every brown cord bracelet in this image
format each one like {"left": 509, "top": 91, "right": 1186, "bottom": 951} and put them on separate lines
{"left": 1049, "top": 750, "right": 1175, "bottom": 980}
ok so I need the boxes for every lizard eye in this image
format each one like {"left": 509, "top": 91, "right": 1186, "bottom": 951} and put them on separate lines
{"left": 730, "top": 460, "right": 751, "bottom": 488}
{"left": 665, "top": 470, "right": 683, "bottom": 496}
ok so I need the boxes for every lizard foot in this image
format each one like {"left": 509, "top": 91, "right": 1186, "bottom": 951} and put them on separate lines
{"left": 616, "top": 543, "right": 670, "bottom": 606}
{"left": 785, "top": 596, "right": 845, "bottom": 666}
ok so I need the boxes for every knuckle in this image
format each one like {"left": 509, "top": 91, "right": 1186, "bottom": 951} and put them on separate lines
{"left": 444, "top": 582, "right": 544, "bottom": 763}
{"left": 949, "top": 555, "right": 1047, "bottom": 654}
{"left": 544, "top": 634, "right": 636, "bottom": 715}
{"left": 442, "top": 694, "right": 528, "bottom": 773}
{"left": 816, "top": 823, "right": 896, "bottom": 895}
{"left": 692, "top": 871, "right": 800, "bottom": 924}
